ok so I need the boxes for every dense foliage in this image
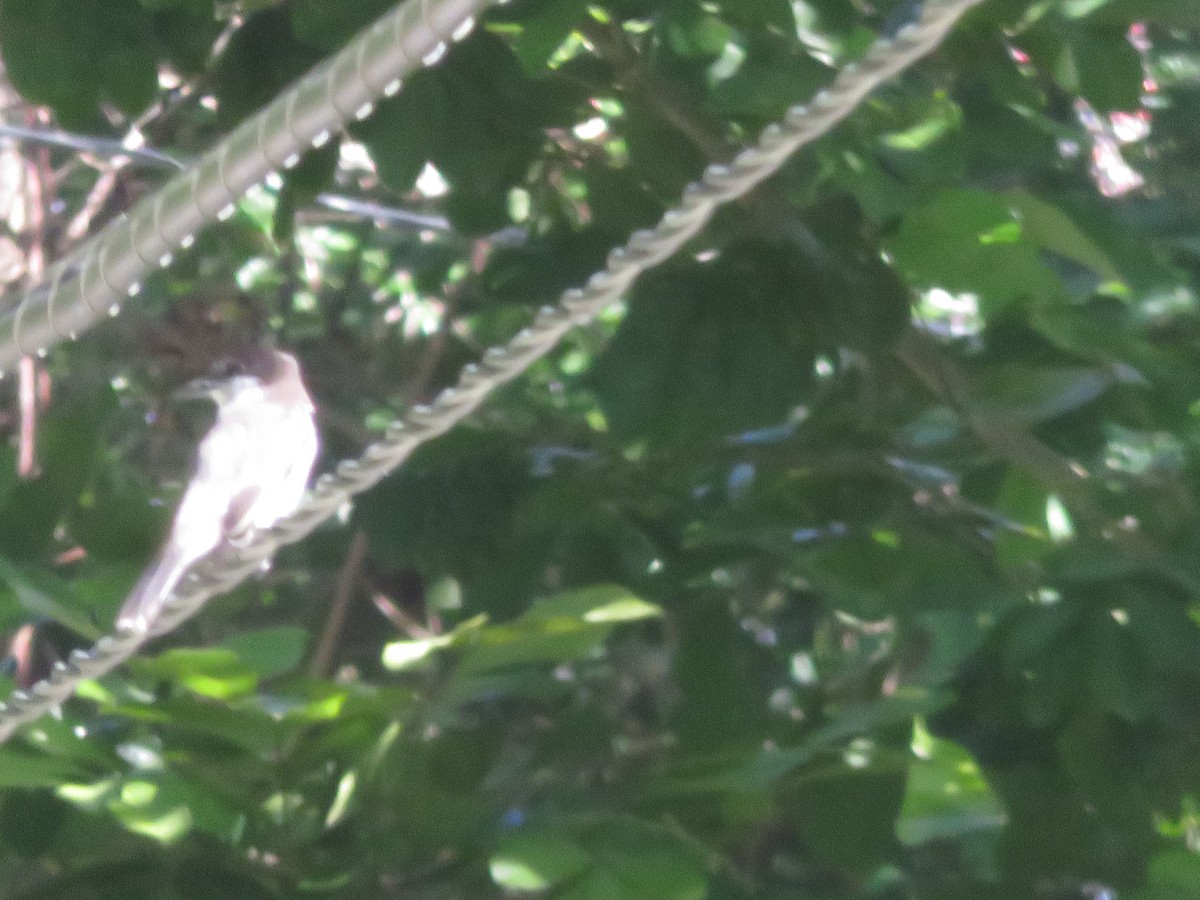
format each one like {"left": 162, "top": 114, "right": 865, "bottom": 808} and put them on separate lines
{"left": 0, "top": 0, "right": 1198, "bottom": 897}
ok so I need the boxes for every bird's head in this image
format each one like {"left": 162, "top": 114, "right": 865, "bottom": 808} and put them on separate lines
{"left": 175, "top": 346, "right": 308, "bottom": 408}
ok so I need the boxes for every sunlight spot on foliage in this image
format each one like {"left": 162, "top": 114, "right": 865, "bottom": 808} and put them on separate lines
{"left": 844, "top": 737, "right": 874, "bottom": 769}
{"left": 590, "top": 96, "right": 623, "bottom": 117}
{"left": 791, "top": 652, "right": 817, "bottom": 685}
{"left": 116, "top": 741, "right": 163, "bottom": 770}
{"left": 548, "top": 30, "right": 588, "bottom": 70}
{"left": 263, "top": 791, "right": 305, "bottom": 826}
{"left": 1104, "top": 425, "right": 1183, "bottom": 475}
{"left": 338, "top": 140, "right": 374, "bottom": 174}
{"left": 490, "top": 857, "right": 553, "bottom": 891}
{"left": 708, "top": 41, "right": 745, "bottom": 83}
{"left": 58, "top": 778, "right": 117, "bottom": 806}
{"left": 399, "top": 296, "right": 445, "bottom": 339}
{"left": 573, "top": 116, "right": 607, "bottom": 141}
{"left": 978, "top": 221, "right": 1021, "bottom": 245}
{"left": 416, "top": 162, "right": 448, "bottom": 198}
{"left": 911, "top": 718, "right": 935, "bottom": 760}
{"left": 120, "top": 779, "right": 158, "bottom": 806}
{"left": 582, "top": 595, "right": 661, "bottom": 623}
{"left": 559, "top": 348, "right": 589, "bottom": 375}
{"left": 586, "top": 408, "right": 608, "bottom": 432}
{"left": 914, "top": 288, "right": 981, "bottom": 339}
{"left": 871, "top": 529, "right": 900, "bottom": 548}
{"left": 1045, "top": 495, "right": 1074, "bottom": 542}
{"left": 123, "top": 806, "right": 192, "bottom": 843}
{"left": 792, "top": 2, "right": 837, "bottom": 65}
{"left": 508, "top": 186, "right": 531, "bottom": 222}
{"left": 381, "top": 635, "right": 452, "bottom": 670}
{"left": 157, "top": 66, "right": 181, "bottom": 90}
{"left": 1143, "top": 285, "right": 1197, "bottom": 318}
{"left": 324, "top": 770, "right": 357, "bottom": 828}
{"left": 283, "top": 691, "right": 347, "bottom": 722}
{"left": 235, "top": 256, "right": 271, "bottom": 291}
{"left": 882, "top": 94, "right": 961, "bottom": 151}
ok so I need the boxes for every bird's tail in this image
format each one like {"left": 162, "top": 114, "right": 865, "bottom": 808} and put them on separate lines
{"left": 116, "top": 544, "right": 193, "bottom": 633}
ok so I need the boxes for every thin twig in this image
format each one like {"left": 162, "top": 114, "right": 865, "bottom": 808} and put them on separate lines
{"left": 308, "top": 529, "right": 369, "bottom": 678}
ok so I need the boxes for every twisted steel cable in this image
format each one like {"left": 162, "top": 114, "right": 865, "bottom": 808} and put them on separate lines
{"left": 0, "top": 0, "right": 494, "bottom": 371}
{"left": 0, "top": 0, "right": 986, "bottom": 743}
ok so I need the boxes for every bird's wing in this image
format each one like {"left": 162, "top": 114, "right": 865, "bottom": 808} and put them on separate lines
{"left": 223, "top": 485, "right": 264, "bottom": 543}
{"left": 245, "top": 409, "right": 319, "bottom": 531}
{"left": 117, "top": 413, "right": 246, "bottom": 631}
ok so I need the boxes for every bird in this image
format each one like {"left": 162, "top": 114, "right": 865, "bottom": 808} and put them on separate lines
{"left": 116, "top": 346, "right": 319, "bottom": 633}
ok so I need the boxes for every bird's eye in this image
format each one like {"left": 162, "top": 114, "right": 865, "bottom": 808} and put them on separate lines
{"left": 213, "top": 358, "right": 244, "bottom": 378}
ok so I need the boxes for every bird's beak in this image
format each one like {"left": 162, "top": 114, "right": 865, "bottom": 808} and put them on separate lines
{"left": 173, "top": 377, "right": 220, "bottom": 402}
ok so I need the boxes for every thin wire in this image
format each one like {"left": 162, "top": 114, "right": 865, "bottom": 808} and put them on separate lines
{"left": 0, "top": 0, "right": 986, "bottom": 744}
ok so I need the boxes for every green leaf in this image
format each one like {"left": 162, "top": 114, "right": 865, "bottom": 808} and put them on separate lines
{"left": 0, "top": 557, "right": 103, "bottom": 637}
{"left": 885, "top": 189, "right": 1064, "bottom": 314}
{"left": 0, "top": 0, "right": 157, "bottom": 126}
{"left": 208, "top": 7, "right": 323, "bottom": 128}
{"left": 0, "top": 389, "right": 116, "bottom": 558}
{"left": 1004, "top": 191, "right": 1122, "bottom": 283}
{"left": 132, "top": 648, "right": 258, "bottom": 699}
{"left": 589, "top": 241, "right": 817, "bottom": 448}
{"left": 559, "top": 823, "right": 708, "bottom": 900}
{"left": 222, "top": 625, "right": 309, "bottom": 679}
{"left": 273, "top": 141, "right": 340, "bottom": 244}
{"left": 898, "top": 725, "right": 1005, "bottom": 846}
{"left": 352, "top": 31, "right": 578, "bottom": 233}
{"left": 1131, "top": 851, "right": 1200, "bottom": 900}
{"left": 1065, "top": 26, "right": 1144, "bottom": 113}
{"left": 453, "top": 586, "right": 660, "bottom": 677}
{"left": 289, "top": 0, "right": 395, "bottom": 51}
{"left": 490, "top": 830, "right": 592, "bottom": 892}
{"left": 784, "top": 756, "right": 908, "bottom": 874}
{"left": 522, "top": 584, "right": 661, "bottom": 625}
{"left": 0, "top": 748, "right": 89, "bottom": 788}
{"left": 490, "top": 0, "right": 590, "bottom": 76}
{"left": 968, "top": 365, "right": 1116, "bottom": 425}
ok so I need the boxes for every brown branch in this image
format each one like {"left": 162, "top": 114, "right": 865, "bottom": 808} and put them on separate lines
{"left": 307, "top": 529, "right": 369, "bottom": 678}
{"left": 578, "top": 18, "right": 734, "bottom": 162}
{"left": 893, "top": 327, "right": 1200, "bottom": 591}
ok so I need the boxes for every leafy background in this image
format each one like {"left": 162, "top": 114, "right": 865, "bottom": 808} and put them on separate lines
{"left": 0, "top": 0, "right": 1196, "bottom": 898}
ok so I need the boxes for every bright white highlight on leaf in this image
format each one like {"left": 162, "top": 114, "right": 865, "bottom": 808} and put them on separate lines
{"left": 324, "top": 770, "right": 358, "bottom": 828}
{"left": 415, "top": 162, "right": 448, "bottom": 198}
{"left": 235, "top": 257, "right": 271, "bottom": 291}
{"left": 1045, "top": 495, "right": 1074, "bottom": 542}
{"left": 708, "top": 41, "right": 746, "bottom": 82}
{"left": 573, "top": 116, "right": 607, "bottom": 140}
{"left": 915, "top": 288, "right": 981, "bottom": 339}
{"left": 339, "top": 141, "right": 375, "bottom": 173}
